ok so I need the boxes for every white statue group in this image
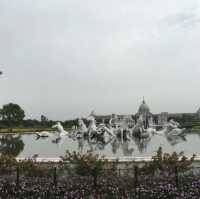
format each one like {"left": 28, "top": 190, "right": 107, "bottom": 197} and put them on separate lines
{"left": 35, "top": 122, "right": 68, "bottom": 142}
{"left": 35, "top": 111, "right": 186, "bottom": 145}
{"left": 77, "top": 113, "right": 185, "bottom": 140}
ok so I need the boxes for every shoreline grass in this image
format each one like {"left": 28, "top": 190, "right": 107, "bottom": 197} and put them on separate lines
{"left": 0, "top": 126, "right": 199, "bottom": 134}
{"left": 192, "top": 125, "right": 200, "bottom": 132}
{"left": 0, "top": 128, "right": 71, "bottom": 134}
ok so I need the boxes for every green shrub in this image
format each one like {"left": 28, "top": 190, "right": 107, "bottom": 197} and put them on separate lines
{"left": 141, "top": 147, "right": 195, "bottom": 175}
{"left": 18, "top": 159, "right": 50, "bottom": 177}
{"left": 62, "top": 150, "right": 108, "bottom": 187}
{"left": 0, "top": 154, "right": 17, "bottom": 174}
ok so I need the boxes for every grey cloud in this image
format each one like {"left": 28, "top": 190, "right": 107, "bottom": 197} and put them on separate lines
{"left": 162, "top": 6, "right": 200, "bottom": 29}
{"left": 0, "top": 0, "right": 200, "bottom": 120}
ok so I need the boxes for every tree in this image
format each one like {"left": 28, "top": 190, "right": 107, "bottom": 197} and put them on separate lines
{"left": 0, "top": 103, "right": 25, "bottom": 126}
{"left": 41, "top": 115, "right": 48, "bottom": 122}
{"left": 41, "top": 115, "right": 48, "bottom": 127}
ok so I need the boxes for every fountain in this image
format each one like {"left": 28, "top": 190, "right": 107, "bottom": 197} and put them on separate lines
{"left": 35, "top": 131, "right": 53, "bottom": 139}
{"left": 71, "top": 119, "right": 88, "bottom": 139}
{"left": 6, "top": 98, "right": 198, "bottom": 160}
{"left": 164, "top": 119, "right": 186, "bottom": 136}
{"left": 69, "top": 110, "right": 186, "bottom": 142}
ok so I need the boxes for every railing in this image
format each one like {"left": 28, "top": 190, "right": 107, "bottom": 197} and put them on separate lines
{"left": 16, "top": 156, "right": 200, "bottom": 162}
{"left": 1, "top": 165, "right": 200, "bottom": 195}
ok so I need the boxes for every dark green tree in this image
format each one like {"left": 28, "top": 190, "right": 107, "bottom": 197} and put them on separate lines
{"left": 0, "top": 103, "right": 25, "bottom": 126}
{"left": 41, "top": 115, "right": 48, "bottom": 122}
{"left": 41, "top": 115, "right": 48, "bottom": 127}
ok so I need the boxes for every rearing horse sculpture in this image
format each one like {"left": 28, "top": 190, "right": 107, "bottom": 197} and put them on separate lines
{"left": 52, "top": 122, "right": 68, "bottom": 137}
{"left": 87, "top": 115, "right": 97, "bottom": 138}
{"left": 77, "top": 119, "right": 88, "bottom": 132}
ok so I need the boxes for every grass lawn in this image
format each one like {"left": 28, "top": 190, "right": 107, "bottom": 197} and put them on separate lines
{"left": 192, "top": 126, "right": 200, "bottom": 131}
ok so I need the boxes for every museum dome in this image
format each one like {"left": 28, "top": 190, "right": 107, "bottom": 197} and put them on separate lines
{"left": 138, "top": 98, "right": 150, "bottom": 114}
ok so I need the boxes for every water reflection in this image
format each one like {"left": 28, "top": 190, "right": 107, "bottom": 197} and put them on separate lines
{"left": 166, "top": 134, "right": 187, "bottom": 146}
{"left": 48, "top": 130, "right": 193, "bottom": 156}
{"left": 110, "top": 138, "right": 134, "bottom": 156}
{"left": 0, "top": 134, "right": 24, "bottom": 157}
{"left": 121, "top": 141, "right": 134, "bottom": 156}
{"left": 87, "top": 136, "right": 112, "bottom": 152}
{"left": 3, "top": 130, "right": 200, "bottom": 158}
{"left": 77, "top": 138, "right": 84, "bottom": 153}
{"left": 132, "top": 137, "right": 151, "bottom": 153}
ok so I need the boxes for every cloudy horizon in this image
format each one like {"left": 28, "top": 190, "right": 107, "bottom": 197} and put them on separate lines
{"left": 0, "top": 0, "right": 200, "bottom": 120}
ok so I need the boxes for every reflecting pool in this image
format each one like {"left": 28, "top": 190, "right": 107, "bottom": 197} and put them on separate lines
{"left": 0, "top": 131, "right": 200, "bottom": 158}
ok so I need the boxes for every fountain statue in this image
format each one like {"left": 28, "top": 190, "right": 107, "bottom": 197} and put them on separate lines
{"left": 163, "top": 119, "right": 185, "bottom": 136}
{"left": 87, "top": 115, "right": 97, "bottom": 138}
{"left": 35, "top": 131, "right": 53, "bottom": 139}
{"left": 72, "top": 119, "right": 88, "bottom": 139}
{"left": 132, "top": 115, "right": 148, "bottom": 138}
{"left": 166, "top": 133, "right": 187, "bottom": 146}
{"left": 68, "top": 108, "right": 187, "bottom": 152}
{"left": 109, "top": 114, "right": 120, "bottom": 127}
{"left": 132, "top": 114, "right": 156, "bottom": 138}
{"left": 78, "top": 119, "right": 88, "bottom": 132}
{"left": 97, "top": 124, "right": 116, "bottom": 138}
{"left": 108, "top": 115, "right": 131, "bottom": 141}
{"left": 52, "top": 122, "right": 69, "bottom": 137}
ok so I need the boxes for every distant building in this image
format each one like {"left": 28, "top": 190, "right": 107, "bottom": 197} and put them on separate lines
{"left": 158, "top": 112, "right": 168, "bottom": 125}
{"left": 136, "top": 98, "right": 152, "bottom": 116}
{"left": 91, "top": 99, "right": 200, "bottom": 125}
{"left": 135, "top": 98, "right": 153, "bottom": 128}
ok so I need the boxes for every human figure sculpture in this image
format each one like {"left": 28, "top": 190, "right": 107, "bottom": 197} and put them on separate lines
{"left": 136, "top": 115, "right": 145, "bottom": 132}
{"left": 75, "top": 119, "right": 88, "bottom": 138}
{"left": 97, "top": 123, "right": 115, "bottom": 137}
{"left": 109, "top": 114, "right": 119, "bottom": 128}
{"left": 87, "top": 116, "right": 97, "bottom": 131}
{"left": 87, "top": 115, "right": 98, "bottom": 139}
{"left": 132, "top": 115, "right": 151, "bottom": 138}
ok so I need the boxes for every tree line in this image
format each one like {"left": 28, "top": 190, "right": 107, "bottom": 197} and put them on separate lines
{"left": 0, "top": 102, "right": 198, "bottom": 129}
{"left": 0, "top": 103, "right": 77, "bottom": 129}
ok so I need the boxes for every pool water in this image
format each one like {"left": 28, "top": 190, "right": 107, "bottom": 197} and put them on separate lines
{"left": 0, "top": 131, "right": 200, "bottom": 158}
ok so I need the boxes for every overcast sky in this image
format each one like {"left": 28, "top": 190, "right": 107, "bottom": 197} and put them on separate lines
{"left": 0, "top": 0, "right": 200, "bottom": 120}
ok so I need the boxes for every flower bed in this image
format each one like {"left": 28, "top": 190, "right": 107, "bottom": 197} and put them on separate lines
{"left": 0, "top": 174, "right": 200, "bottom": 198}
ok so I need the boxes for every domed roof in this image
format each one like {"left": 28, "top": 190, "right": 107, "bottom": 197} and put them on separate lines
{"left": 138, "top": 98, "right": 150, "bottom": 114}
